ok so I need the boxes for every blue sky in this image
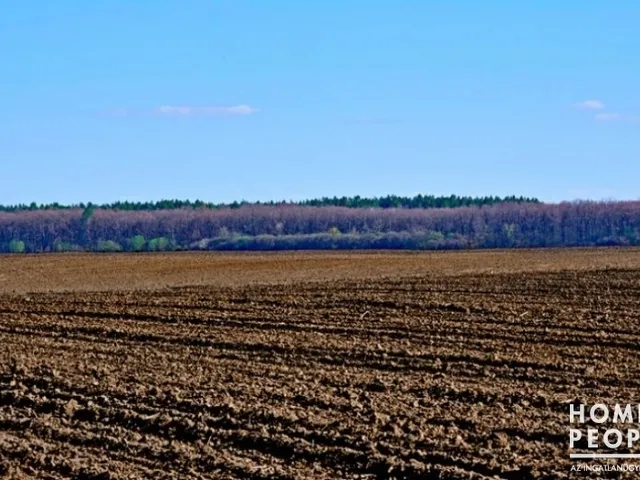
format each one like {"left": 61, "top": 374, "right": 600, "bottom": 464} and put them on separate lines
{"left": 1, "top": 1, "right": 638, "bottom": 205}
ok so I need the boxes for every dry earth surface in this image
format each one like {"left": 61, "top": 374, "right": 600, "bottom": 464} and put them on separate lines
{"left": 1, "top": 248, "right": 639, "bottom": 479}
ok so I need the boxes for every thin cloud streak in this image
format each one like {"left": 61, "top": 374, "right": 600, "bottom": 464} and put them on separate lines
{"left": 156, "top": 105, "right": 258, "bottom": 116}
{"left": 594, "top": 113, "right": 622, "bottom": 121}
{"left": 101, "top": 105, "right": 259, "bottom": 117}
{"left": 574, "top": 99, "right": 605, "bottom": 110}
{"left": 568, "top": 99, "right": 639, "bottom": 123}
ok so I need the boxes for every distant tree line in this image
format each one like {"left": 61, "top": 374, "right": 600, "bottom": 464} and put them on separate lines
{"left": 1, "top": 200, "right": 639, "bottom": 253}
{"left": 296, "top": 194, "right": 538, "bottom": 209}
{"left": 0, "top": 194, "right": 538, "bottom": 213}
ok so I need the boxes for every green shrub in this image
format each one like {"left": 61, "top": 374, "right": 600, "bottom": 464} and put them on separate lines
{"left": 53, "top": 240, "right": 81, "bottom": 252}
{"left": 8, "top": 239, "right": 25, "bottom": 253}
{"left": 148, "top": 237, "right": 171, "bottom": 251}
{"left": 96, "top": 240, "right": 123, "bottom": 252}
{"left": 129, "top": 235, "right": 146, "bottom": 251}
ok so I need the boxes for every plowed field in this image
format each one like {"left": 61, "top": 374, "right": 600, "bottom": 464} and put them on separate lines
{"left": 1, "top": 249, "right": 640, "bottom": 479}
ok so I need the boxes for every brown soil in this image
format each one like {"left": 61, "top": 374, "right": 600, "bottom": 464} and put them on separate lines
{"left": 1, "top": 248, "right": 639, "bottom": 478}
{"left": 1, "top": 247, "right": 639, "bottom": 293}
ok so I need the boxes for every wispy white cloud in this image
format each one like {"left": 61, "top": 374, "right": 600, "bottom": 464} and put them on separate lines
{"left": 155, "top": 105, "right": 258, "bottom": 116}
{"left": 594, "top": 112, "right": 622, "bottom": 121}
{"left": 573, "top": 99, "right": 605, "bottom": 110}
{"left": 102, "top": 105, "right": 259, "bottom": 117}
{"left": 568, "top": 99, "right": 639, "bottom": 123}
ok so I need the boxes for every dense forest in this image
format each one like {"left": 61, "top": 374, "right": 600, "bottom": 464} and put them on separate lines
{"left": 0, "top": 194, "right": 538, "bottom": 212}
{"left": 0, "top": 199, "right": 639, "bottom": 253}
